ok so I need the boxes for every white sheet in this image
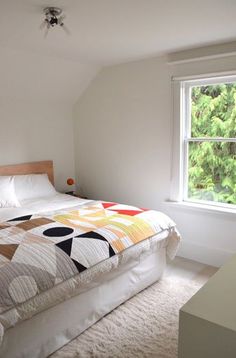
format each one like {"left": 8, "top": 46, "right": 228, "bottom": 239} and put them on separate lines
{"left": 0, "top": 193, "right": 91, "bottom": 221}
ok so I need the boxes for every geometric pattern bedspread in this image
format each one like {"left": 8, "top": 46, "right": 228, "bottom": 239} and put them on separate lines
{"left": 0, "top": 201, "right": 178, "bottom": 341}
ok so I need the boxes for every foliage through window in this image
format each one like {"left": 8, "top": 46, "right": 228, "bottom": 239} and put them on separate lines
{"left": 182, "top": 78, "right": 236, "bottom": 207}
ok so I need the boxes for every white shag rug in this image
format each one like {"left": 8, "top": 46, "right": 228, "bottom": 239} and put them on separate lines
{"left": 51, "top": 277, "right": 202, "bottom": 358}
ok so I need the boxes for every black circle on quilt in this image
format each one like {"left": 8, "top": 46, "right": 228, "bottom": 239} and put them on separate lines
{"left": 43, "top": 227, "right": 74, "bottom": 237}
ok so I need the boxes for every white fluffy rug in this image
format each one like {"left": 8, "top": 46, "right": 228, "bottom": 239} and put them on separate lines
{"left": 51, "top": 277, "right": 202, "bottom": 358}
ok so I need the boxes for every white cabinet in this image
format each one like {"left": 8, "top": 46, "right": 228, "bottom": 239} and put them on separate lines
{"left": 179, "top": 254, "right": 236, "bottom": 358}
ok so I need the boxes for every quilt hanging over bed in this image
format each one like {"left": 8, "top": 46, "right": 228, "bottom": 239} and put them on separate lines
{"left": 0, "top": 200, "right": 180, "bottom": 344}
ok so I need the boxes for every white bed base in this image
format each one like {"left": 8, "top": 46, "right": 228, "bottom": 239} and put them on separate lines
{"left": 0, "top": 246, "right": 166, "bottom": 358}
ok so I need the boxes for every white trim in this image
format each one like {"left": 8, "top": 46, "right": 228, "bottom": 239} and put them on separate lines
{"left": 170, "top": 73, "right": 236, "bottom": 209}
{"left": 177, "top": 240, "right": 234, "bottom": 267}
{"left": 168, "top": 40, "right": 236, "bottom": 66}
{"left": 183, "top": 82, "right": 191, "bottom": 202}
{"left": 183, "top": 75, "right": 236, "bottom": 87}
{"left": 168, "top": 51, "right": 236, "bottom": 65}
{"left": 165, "top": 201, "right": 236, "bottom": 219}
{"left": 170, "top": 80, "right": 183, "bottom": 201}
{"left": 172, "top": 70, "right": 236, "bottom": 82}
{"left": 186, "top": 137, "right": 236, "bottom": 142}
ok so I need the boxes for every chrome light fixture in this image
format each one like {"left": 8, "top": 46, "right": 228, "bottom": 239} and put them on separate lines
{"left": 40, "top": 7, "right": 70, "bottom": 36}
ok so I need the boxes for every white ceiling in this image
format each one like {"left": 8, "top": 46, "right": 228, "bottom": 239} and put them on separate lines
{"left": 0, "top": 0, "right": 236, "bottom": 104}
{"left": 1, "top": 0, "right": 236, "bottom": 66}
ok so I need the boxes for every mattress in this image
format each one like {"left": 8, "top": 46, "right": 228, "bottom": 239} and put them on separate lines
{"left": 0, "top": 194, "right": 180, "bottom": 347}
{"left": 0, "top": 246, "right": 167, "bottom": 358}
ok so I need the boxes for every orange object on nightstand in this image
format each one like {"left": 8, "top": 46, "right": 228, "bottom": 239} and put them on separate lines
{"left": 67, "top": 178, "right": 75, "bottom": 186}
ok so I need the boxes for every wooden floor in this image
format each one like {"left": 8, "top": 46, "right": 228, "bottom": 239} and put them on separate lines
{"left": 165, "top": 256, "right": 218, "bottom": 285}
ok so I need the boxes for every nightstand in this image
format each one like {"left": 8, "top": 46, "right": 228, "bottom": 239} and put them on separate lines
{"left": 65, "top": 191, "right": 88, "bottom": 199}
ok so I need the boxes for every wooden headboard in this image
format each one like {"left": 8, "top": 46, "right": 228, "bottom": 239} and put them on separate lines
{"left": 0, "top": 161, "right": 54, "bottom": 185}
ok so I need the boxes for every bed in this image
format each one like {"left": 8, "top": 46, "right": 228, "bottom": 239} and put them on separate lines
{"left": 0, "top": 161, "right": 180, "bottom": 358}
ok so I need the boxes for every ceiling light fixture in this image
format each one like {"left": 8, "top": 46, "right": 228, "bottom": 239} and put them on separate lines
{"left": 40, "top": 7, "right": 70, "bottom": 36}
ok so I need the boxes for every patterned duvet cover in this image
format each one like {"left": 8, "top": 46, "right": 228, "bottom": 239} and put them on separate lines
{"left": 0, "top": 200, "right": 180, "bottom": 344}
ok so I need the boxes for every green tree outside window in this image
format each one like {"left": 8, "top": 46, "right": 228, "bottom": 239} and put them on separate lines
{"left": 188, "top": 83, "right": 236, "bottom": 205}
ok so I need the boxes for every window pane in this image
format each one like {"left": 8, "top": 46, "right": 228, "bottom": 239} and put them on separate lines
{"left": 191, "top": 83, "right": 236, "bottom": 138}
{"left": 188, "top": 141, "right": 236, "bottom": 205}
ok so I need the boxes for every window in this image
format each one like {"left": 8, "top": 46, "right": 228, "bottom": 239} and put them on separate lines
{"left": 172, "top": 74, "right": 236, "bottom": 209}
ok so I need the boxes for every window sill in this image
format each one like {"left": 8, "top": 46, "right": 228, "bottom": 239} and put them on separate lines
{"left": 164, "top": 200, "right": 236, "bottom": 219}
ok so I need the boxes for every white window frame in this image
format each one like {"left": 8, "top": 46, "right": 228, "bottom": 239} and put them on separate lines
{"left": 171, "top": 73, "right": 236, "bottom": 211}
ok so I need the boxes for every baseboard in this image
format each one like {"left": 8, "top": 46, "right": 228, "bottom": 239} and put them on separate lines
{"left": 177, "top": 240, "right": 235, "bottom": 267}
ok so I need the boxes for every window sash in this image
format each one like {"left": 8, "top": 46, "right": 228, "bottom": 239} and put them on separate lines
{"left": 183, "top": 140, "right": 236, "bottom": 204}
{"left": 181, "top": 79, "right": 236, "bottom": 207}
{"left": 185, "top": 138, "right": 236, "bottom": 142}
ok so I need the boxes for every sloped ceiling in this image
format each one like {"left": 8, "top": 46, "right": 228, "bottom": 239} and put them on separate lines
{"left": 0, "top": 46, "right": 99, "bottom": 103}
{"left": 0, "top": 0, "right": 236, "bottom": 102}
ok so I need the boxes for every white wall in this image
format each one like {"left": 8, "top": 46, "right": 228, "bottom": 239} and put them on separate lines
{"left": 74, "top": 54, "right": 236, "bottom": 267}
{"left": 74, "top": 56, "right": 171, "bottom": 205}
{"left": 0, "top": 46, "right": 99, "bottom": 193}
{"left": 0, "top": 99, "right": 75, "bottom": 192}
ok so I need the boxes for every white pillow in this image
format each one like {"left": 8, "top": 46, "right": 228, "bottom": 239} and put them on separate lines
{"left": 0, "top": 176, "right": 20, "bottom": 208}
{"left": 14, "top": 174, "right": 56, "bottom": 201}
